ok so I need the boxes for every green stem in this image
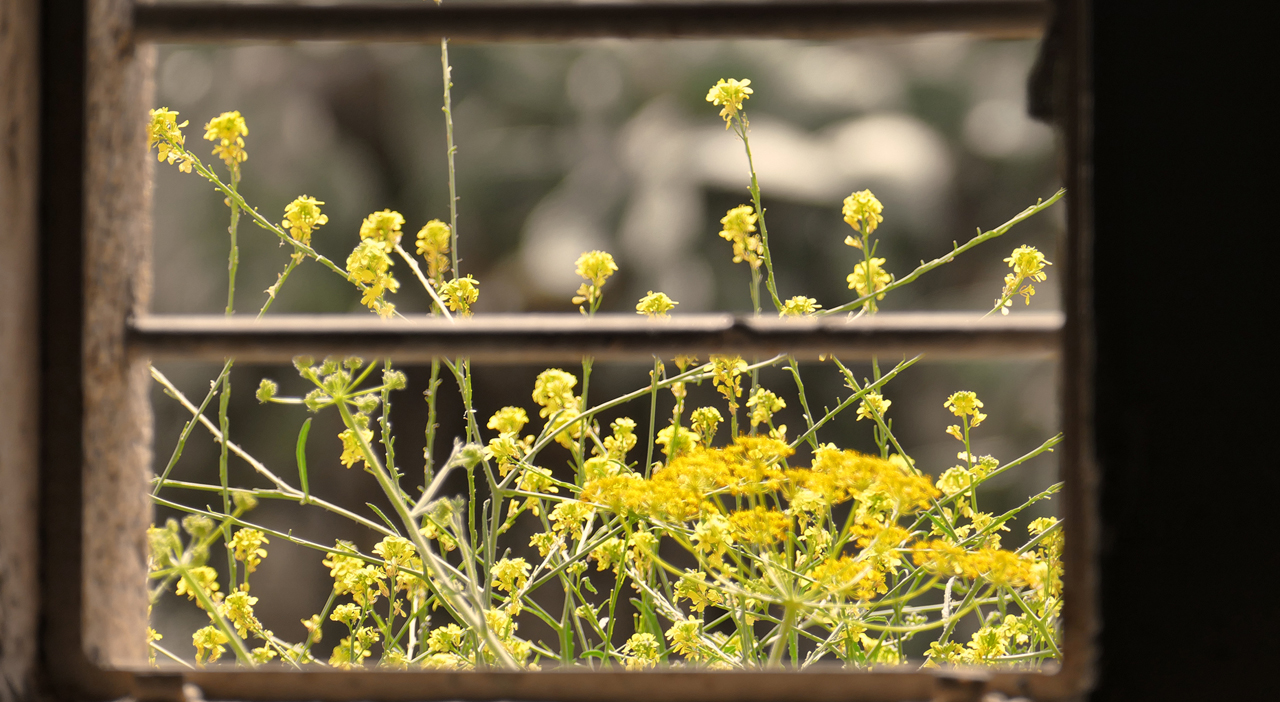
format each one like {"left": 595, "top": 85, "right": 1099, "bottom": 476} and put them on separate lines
{"left": 734, "top": 116, "right": 783, "bottom": 312}
{"left": 442, "top": 39, "right": 460, "bottom": 277}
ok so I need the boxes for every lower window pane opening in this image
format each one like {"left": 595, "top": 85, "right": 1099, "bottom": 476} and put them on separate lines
{"left": 147, "top": 356, "right": 1061, "bottom": 672}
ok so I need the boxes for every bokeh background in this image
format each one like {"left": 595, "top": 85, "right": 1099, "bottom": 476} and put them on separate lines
{"left": 149, "top": 29, "right": 1063, "bottom": 665}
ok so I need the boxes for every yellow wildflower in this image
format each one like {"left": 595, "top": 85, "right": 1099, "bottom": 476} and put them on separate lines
{"left": 283, "top": 196, "right": 328, "bottom": 246}
{"left": 572, "top": 250, "right": 618, "bottom": 311}
{"left": 842, "top": 189, "right": 884, "bottom": 235}
{"left": 491, "top": 557, "right": 530, "bottom": 593}
{"left": 706, "top": 78, "right": 753, "bottom": 126}
{"left": 636, "top": 290, "right": 678, "bottom": 318}
{"left": 203, "top": 111, "right": 248, "bottom": 169}
{"left": 358, "top": 209, "right": 405, "bottom": 252}
{"left": 847, "top": 257, "right": 891, "bottom": 311}
{"left": 856, "top": 392, "right": 891, "bottom": 422}
{"left": 192, "top": 626, "right": 230, "bottom": 664}
{"left": 228, "top": 528, "right": 268, "bottom": 573}
{"left": 440, "top": 274, "right": 479, "bottom": 317}
{"left": 746, "top": 387, "right": 786, "bottom": 429}
{"left": 415, "top": 219, "right": 452, "bottom": 280}
{"left": 147, "top": 107, "right": 193, "bottom": 172}
{"left": 718, "top": 205, "right": 763, "bottom": 268}
{"left": 621, "top": 632, "right": 661, "bottom": 670}
{"left": 944, "top": 390, "right": 987, "bottom": 427}
{"left": 996, "top": 245, "right": 1052, "bottom": 314}
{"left": 780, "top": 296, "right": 821, "bottom": 316}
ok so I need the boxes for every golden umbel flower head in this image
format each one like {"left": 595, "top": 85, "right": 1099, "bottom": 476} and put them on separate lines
{"left": 706, "top": 78, "right": 753, "bottom": 126}
{"left": 203, "top": 111, "right": 248, "bottom": 170}
{"left": 283, "top": 196, "right": 328, "bottom": 246}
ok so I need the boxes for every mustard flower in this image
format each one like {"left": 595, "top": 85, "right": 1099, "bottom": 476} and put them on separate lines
{"left": 572, "top": 250, "right": 618, "bottom": 311}
{"left": 692, "top": 514, "right": 734, "bottom": 559}
{"left": 192, "top": 625, "right": 230, "bottom": 664}
{"left": 944, "top": 390, "right": 987, "bottom": 427}
{"left": 491, "top": 557, "right": 531, "bottom": 593}
{"left": 842, "top": 189, "right": 884, "bottom": 235}
{"left": 996, "top": 245, "right": 1052, "bottom": 314}
{"left": 602, "top": 417, "right": 638, "bottom": 459}
{"left": 358, "top": 209, "right": 405, "bottom": 252}
{"left": 222, "top": 590, "right": 264, "bottom": 638}
{"left": 338, "top": 413, "right": 374, "bottom": 469}
{"left": 746, "top": 387, "right": 786, "bottom": 429}
{"left": 780, "top": 296, "right": 821, "bottom": 317}
{"left": 690, "top": 406, "right": 723, "bottom": 447}
{"left": 636, "top": 290, "right": 678, "bottom": 318}
{"left": 532, "top": 369, "right": 578, "bottom": 418}
{"left": 855, "top": 392, "right": 891, "bottom": 422}
{"left": 439, "top": 274, "right": 479, "bottom": 317}
{"left": 656, "top": 424, "right": 698, "bottom": 459}
{"left": 147, "top": 107, "right": 194, "bottom": 172}
{"left": 709, "top": 355, "right": 748, "bottom": 414}
{"left": 228, "top": 528, "right": 268, "bottom": 573}
{"left": 665, "top": 619, "right": 704, "bottom": 657}
{"left": 487, "top": 406, "right": 530, "bottom": 435}
{"left": 706, "top": 78, "right": 753, "bottom": 126}
{"left": 847, "top": 256, "right": 891, "bottom": 312}
{"left": 283, "top": 196, "right": 328, "bottom": 246}
{"left": 203, "top": 111, "right": 248, "bottom": 169}
{"left": 415, "top": 219, "right": 452, "bottom": 280}
{"left": 345, "top": 240, "right": 399, "bottom": 318}
{"left": 621, "top": 632, "right": 661, "bottom": 670}
{"left": 718, "top": 205, "right": 763, "bottom": 268}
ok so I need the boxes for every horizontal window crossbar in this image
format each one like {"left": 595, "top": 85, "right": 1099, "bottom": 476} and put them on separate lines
{"left": 132, "top": 0, "right": 1048, "bottom": 44}
{"left": 129, "top": 311, "right": 1062, "bottom": 364}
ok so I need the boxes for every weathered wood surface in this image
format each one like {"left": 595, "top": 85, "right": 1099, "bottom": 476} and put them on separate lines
{"left": 1, "top": 0, "right": 41, "bottom": 699}
{"left": 82, "top": 0, "right": 155, "bottom": 673}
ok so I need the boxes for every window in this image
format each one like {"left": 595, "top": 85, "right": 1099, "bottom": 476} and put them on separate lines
{"left": 33, "top": 1, "right": 1095, "bottom": 701}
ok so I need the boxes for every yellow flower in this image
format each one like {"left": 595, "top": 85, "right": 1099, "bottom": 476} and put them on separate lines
{"left": 636, "top": 290, "right": 678, "bottom": 318}
{"left": 602, "top": 417, "right": 638, "bottom": 459}
{"left": 439, "top": 275, "right": 479, "bottom": 317}
{"left": 415, "top": 219, "right": 452, "bottom": 280}
{"left": 709, "top": 355, "right": 748, "bottom": 415}
{"left": 846, "top": 257, "right": 892, "bottom": 311}
{"left": 358, "top": 209, "right": 405, "bottom": 252}
{"left": 996, "top": 245, "right": 1052, "bottom": 314}
{"left": 728, "top": 506, "right": 791, "bottom": 546}
{"left": 192, "top": 626, "right": 230, "bottom": 664}
{"left": 842, "top": 189, "right": 884, "bottom": 235}
{"left": 346, "top": 240, "right": 399, "bottom": 318}
{"left": 491, "top": 557, "right": 531, "bottom": 593}
{"left": 855, "top": 392, "right": 891, "bottom": 422}
{"left": 690, "top": 406, "right": 723, "bottom": 447}
{"left": 338, "top": 413, "right": 374, "bottom": 469}
{"left": 147, "top": 107, "right": 193, "bottom": 172}
{"left": 943, "top": 391, "right": 987, "bottom": 427}
{"left": 203, "top": 110, "right": 249, "bottom": 169}
{"left": 228, "top": 528, "right": 269, "bottom": 573}
{"left": 572, "top": 250, "right": 618, "bottom": 311}
{"left": 283, "top": 196, "right": 328, "bottom": 246}
{"left": 222, "top": 590, "right": 263, "bottom": 638}
{"left": 706, "top": 78, "right": 753, "bottom": 126}
{"left": 718, "top": 205, "right": 763, "bottom": 268}
{"left": 487, "top": 406, "right": 530, "bottom": 435}
{"left": 746, "top": 387, "right": 786, "bottom": 429}
{"left": 621, "top": 632, "right": 661, "bottom": 670}
{"left": 780, "top": 296, "right": 821, "bottom": 317}
{"left": 665, "top": 619, "right": 704, "bottom": 658}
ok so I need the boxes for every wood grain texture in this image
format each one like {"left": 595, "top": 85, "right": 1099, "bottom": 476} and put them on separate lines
{"left": 0, "top": 0, "right": 41, "bottom": 699}
{"left": 81, "top": 0, "right": 154, "bottom": 670}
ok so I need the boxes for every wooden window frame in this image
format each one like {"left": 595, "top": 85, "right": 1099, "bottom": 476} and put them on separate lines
{"left": 23, "top": 1, "right": 1095, "bottom": 701}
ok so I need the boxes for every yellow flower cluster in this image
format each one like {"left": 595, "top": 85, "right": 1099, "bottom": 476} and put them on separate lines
{"left": 415, "top": 219, "right": 452, "bottom": 281}
{"left": 636, "top": 290, "right": 678, "bottom": 318}
{"left": 847, "top": 257, "right": 891, "bottom": 306}
{"left": 842, "top": 189, "right": 884, "bottom": 235}
{"left": 572, "top": 250, "right": 618, "bottom": 312}
{"left": 912, "top": 541, "right": 1041, "bottom": 588}
{"left": 944, "top": 390, "right": 987, "bottom": 440}
{"left": 345, "top": 240, "right": 399, "bottom": 318}
{"left": 440, "top": 274, "right": 480, "bottom": 317}
{"left": 337, "top": 412, "right": 375, "bottom": 468}
{"left": 359, "top": 209, "right": 405, "bottom": 252}
{"left": 996, "top": 245, "right": 1052, "bottom": 314}
{"left": 780, "top": 296, "right": 821, "bottom": 317}
{"left": 706, "top": 78, "right": 753, "bottom": 126}
{"left": 203, "top": 110, "right": 249, "bottom": 170}
{"left": 229, "top": 528, "right": 269, "bottom": 574}
{"left": 283, "top": 196, "right": 328, "bottom": 247}
{"left": 147, "top": 107, "right": 194, "bottom": 172}
{"left": 710, "top": 355, "right": 747, "bottom": 415}
{"left": 746, "top": 387, "right": 786, "bottom": 429}
{"left": 718, "top": 205, "right": 763, "bottom": 269}
{"left": 856, "top": 392, "right": 891, "bottom": 422}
